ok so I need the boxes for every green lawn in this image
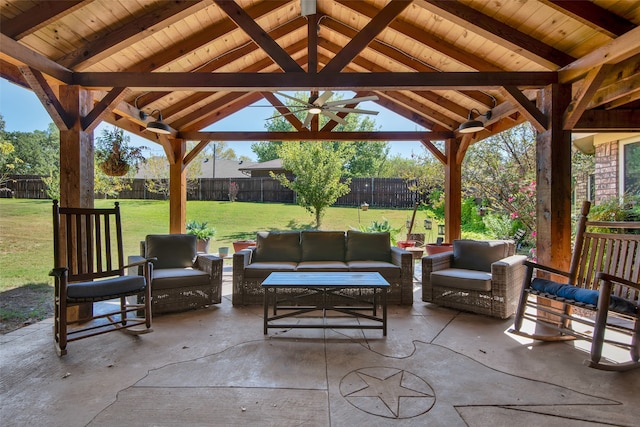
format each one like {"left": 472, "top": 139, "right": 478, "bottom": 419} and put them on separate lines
{"left": 0, "top": 198, "right": 437, "bottom": 291}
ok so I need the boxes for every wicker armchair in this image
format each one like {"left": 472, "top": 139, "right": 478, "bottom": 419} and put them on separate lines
{"left": 422, "top": 239, "right": 527, "bottom": 319}
{"left": 129, "top": 234, "right": 223, "bottom": 314}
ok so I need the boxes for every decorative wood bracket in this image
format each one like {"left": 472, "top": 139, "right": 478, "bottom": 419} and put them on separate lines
{"left": 501, "top": 86, "right": 548, "bottom": 132}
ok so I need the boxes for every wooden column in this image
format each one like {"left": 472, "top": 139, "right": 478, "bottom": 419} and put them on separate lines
{"left": 536, "top": 84, "right": 573, "bottom": 270}
{"left": 444, "top": 138, "right": 462, "bottom": 242}
{"left": 169, "top": 139, "right": 187, "bottom": 234}
{"left": 59, "top": 85, "right": 94, "bottom": 208}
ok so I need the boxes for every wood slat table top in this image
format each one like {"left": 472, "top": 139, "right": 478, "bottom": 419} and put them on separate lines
{"left": 262, "top": 272, "right": 389, "bottom": 288}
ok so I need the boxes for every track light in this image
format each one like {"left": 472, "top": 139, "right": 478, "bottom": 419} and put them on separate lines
{"left": 458, "top": 108, "right": 492, "bottom": 134}
{"left": 139, "top": 109, "right": 171, "bottom": 134}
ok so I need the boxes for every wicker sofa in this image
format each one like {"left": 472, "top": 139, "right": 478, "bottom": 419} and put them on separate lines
{"left": 232, "top": 230, "right": 414, "bottom": 306}
{"left": 421, "top": 239, "right": 527, "bottom": 319}
{"left": 129, "top": 234, "right": 223, "bottom": 314}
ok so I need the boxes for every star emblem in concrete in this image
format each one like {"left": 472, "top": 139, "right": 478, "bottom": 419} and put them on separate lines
{"left": 341, "top": 367, "right": 436, "bottom": 418}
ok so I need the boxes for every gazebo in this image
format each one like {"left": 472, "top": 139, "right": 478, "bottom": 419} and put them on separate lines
{"left": 1, "top": 0, "right": 639, "bottom": 271}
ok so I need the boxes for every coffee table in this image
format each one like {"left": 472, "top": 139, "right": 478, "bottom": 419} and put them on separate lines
{"left": 261, "top": 272, "right": 389, "bottom": 336}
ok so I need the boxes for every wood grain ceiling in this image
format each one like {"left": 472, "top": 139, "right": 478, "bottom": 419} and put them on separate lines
{"left": 1, "top": 0, "right": 639, "bottom": 146}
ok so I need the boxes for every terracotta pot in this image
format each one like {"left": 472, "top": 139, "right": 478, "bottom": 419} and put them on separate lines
{"left": 196, "top": 238, "right": 211, "bottom": 253}
{"left": 425, "top": 243, "right": 453, "bottom": 255}
{"left": 233, "top": 240, "right": 256, "bottom": 252}
{"left": 397, "top": 240, "right": 416, "bottom": 249}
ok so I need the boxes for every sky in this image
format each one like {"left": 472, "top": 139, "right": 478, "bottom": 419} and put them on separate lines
{"left": 0, "top": 79, "right": 429, "bottom": 161}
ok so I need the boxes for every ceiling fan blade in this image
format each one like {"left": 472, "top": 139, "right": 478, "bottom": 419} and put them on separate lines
{"left": 274, "top": 91, "right": 309, "bottom": 105}
{"left": 328, "top": 107, "right": 379, "bottom": 115}
{"left": 323, "top": 95, "right": 379, "bottom": 107}
{"left": 302, "top": 112, "right": 313, "bottom": 129}
{"left": 265, "top": 109, "right": 308, "bottom": 120}
{"left": 314, "top": 90, "right": 333, "bottom": 106}
{"left": 321, "top": 110, "right": 347, "bottom": 125}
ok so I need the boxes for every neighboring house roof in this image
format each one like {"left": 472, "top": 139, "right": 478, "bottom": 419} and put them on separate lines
{"left": 238, "top": 159, "right": 283, "bottom": 172}
{"left": 135, "top": 158, "right": 254, "bottom": 179}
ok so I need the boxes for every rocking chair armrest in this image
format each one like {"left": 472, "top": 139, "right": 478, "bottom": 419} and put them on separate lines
{"left": 523, "top": 260, "right": 571, "bottom": 278}
{"left": 123, "top": 257, "right": 156, "bottom": 269}
{"left": 596, "top": 272, "right": 640, "bottom": 291}
{"left": 49, "top": 267, "right": 68, "bottom": 278}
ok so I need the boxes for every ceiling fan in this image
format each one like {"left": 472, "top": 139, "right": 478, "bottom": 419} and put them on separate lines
{"left": 268, "top": 91, "right": 379, "bottom": 129}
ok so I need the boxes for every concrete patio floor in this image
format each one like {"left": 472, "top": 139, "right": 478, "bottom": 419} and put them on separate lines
{"left": 1, "top": 265, "right": 639, "bottom": 426}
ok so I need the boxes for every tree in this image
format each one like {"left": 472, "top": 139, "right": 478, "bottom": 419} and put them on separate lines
{"left": 252, "top": 92, "right": 388, "bottom": 177}
{"left": 272, "top": 141, "right": 354, "bottom": 228}
{"left": 142, "top": 143, "right": 204, "bottom": 198}
{"left": 1, "top": 119, "right": 58, "bottom": 176}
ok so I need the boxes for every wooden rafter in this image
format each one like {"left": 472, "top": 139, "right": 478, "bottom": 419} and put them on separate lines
{"left": 0, "top": 0, "right": 88, "bottom": 40}
{"left": 563, "top": 65, "right": 611, "bottom": 130}
{"left": 214, "top": 0, "right": 304, "bottom": 73}
{"left": 542, "top": 0, "right": 636, "bottom": 38}
{"left": 321, "top": 0, "right": 412, "bottom": 74}
{"left": 419, "top": 0, "right": 575, "bottom": 69}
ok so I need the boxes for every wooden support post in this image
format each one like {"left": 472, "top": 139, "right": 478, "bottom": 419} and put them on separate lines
{"left": 169, "top": 139, "right": 187, "bottom": 234}
{"left": 536, "top": 83, "right": 573, "bottom": 326}
{"left": 58, "top": 85, "right": 94, "bottom": 321}
{"left": 444, "top": 138, "right": 462, "bottom": 242}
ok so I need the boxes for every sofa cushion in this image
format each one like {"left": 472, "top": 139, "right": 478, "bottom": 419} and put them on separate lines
{"left": 431, "top": 268, "right": 493, "bottom": 291}
{"left": 301, "top": 231, "right": 346, "bottom": 261}
{"left": 254, "top": 231, "right": 301, "bottom": 262}
{"left": 146, "top": 234, "right": 196, "bottom": 269}
{"left": 348, "top": 261, "right": 401, "bottom": 278}
{"left": 345, "top": 231, "right": 391, "bottom": 262}
{"left": 151, "top": 267, "right": 210, "bottom": 290}
{"left": 296, "top": 261, "right": 349, "bottom": 271}
{"left": 244, "top": 262, "right": 298, "bottom": 278}
{"left": 452, "top": 240, "right": 510, "bottom": 272}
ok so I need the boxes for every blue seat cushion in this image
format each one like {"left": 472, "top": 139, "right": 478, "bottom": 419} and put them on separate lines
{"left": 531, "top": 278, "right": 637, "bottom": 315}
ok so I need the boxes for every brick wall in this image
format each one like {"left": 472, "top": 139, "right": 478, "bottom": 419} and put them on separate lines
{"left": 594, "top": 140, "right": 619, "bottom": 203}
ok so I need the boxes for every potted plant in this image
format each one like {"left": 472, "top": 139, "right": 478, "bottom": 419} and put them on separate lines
{"left": 186, "top": 220, "right": 216, "bottom": 253}
{"left": 95, "top": 127, "right": 147, "bottom": 176}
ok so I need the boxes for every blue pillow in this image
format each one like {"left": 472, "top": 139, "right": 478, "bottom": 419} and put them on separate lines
{"left": 530, "top": 278, "right": 637, "bottom": 315}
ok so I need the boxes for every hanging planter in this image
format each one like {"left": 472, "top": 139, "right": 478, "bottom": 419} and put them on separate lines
{"left": 95, "top": 127, "right": 147, "bottom": 177}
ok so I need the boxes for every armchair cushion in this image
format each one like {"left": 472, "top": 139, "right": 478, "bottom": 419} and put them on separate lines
{"left": 145, "top": 234, "right": 196, "bottom": 269}
{"left": 150, "top": 268, "right": 210, "bottom": 291}
{"left": 254, "top": 231, "right": 301, "bottom": 262}
{"left": 346, "top": 231, "right": 391, "bottom": 262}
{"left": 452, "top": 239, "right": 511, "bottom": 272}
{"left": 301, "top": 231, "right": 345, "bottom": 261}
{"left": 431, "top": 268, "right": 493, "bottom": 291}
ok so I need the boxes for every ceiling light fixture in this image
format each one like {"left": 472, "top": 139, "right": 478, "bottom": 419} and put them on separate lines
{"left": 458, "top": 108, "right": 492, "bottom": 134}
{"left": 139, "top": 109, "right": 171, "bottom": 135}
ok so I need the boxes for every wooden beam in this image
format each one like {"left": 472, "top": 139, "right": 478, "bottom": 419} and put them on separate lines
{"left": 125, "top": 1, "right": 293, "bottom": 74}
{"left": 322, "top": 0, "right": 411, "bottom": 74}
{"left": 58, "top": 0, "right": 208, "bottom": 71}
{"left": 589, "top": 72, "right": 640, "bottom": 110}
{"left": 262, "top": 92, "right": 306, "bottom": 131}
{"left": 418, "top": 0, "right": 574, "bottom": 68}
{"left": 0, "top": 0, "right": 88, "bottom": 39}
{"left": 75, "top": 71, "right": 558, "bottom": 90}
{"left": 82, "top": 88, "right": 129, "bottom": 133}
{"left": 574, "top": 109, "right": 640, "bottom": 131}
{"left": 214, "top": 0, "right": 304, "bottom": 73}
{"left": 0, "top": 33, "right": 73, "bottom": 84}
{"left": 177, "top": 131, "right": 454, "bottom": 141}
{"left": 542, "top": 0, "right": 636, "bottom": 38}
{"left": 563, "top": 65, "right": 610, "bottom": 130}
{"left": 559, "top": 26, "right": 640, "bottom": 84}
{"left": 184, "top": 141, "right": 209, "bottom": 168}
{"left": 501, "top": 86, "right": 548, "bottom": 132}
{"left": 18, "top": 66, "right": 71, "bottom": 130}
{"left": 307, "top": 12, "right": 318, "bottom": 74}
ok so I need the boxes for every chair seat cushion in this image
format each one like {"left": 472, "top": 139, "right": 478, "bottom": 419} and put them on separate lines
{"left": 531, "top": 278, "right": 637, "bottom": 315}
{"left": 151, "top": 268, "right": 210, "bottom": 291}
{"left": 347, "top": 261, "right": 401, "bottom": 278}
{"left": 296, "top": 261, "right": 349, "bottom": 271}
{"left": 245, "top": 262, "right": 298, "bottom": 278}
{"left": 431, "top": 268, "right": 492, "bottom": 291}
{"left": 67, "top": 275, "right": 146, "bottom": 300}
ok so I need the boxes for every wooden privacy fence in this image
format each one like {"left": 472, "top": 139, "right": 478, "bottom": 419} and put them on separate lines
{"left": 4, "top": 176, "right": 420, "bottom": 208}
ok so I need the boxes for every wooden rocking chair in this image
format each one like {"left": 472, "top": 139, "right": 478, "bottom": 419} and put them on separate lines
{"left": 50, "top": 201, "right": 153, "bottom": 356}
{"left": 510, "top": 201, "right": 640, "bottom": 371}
